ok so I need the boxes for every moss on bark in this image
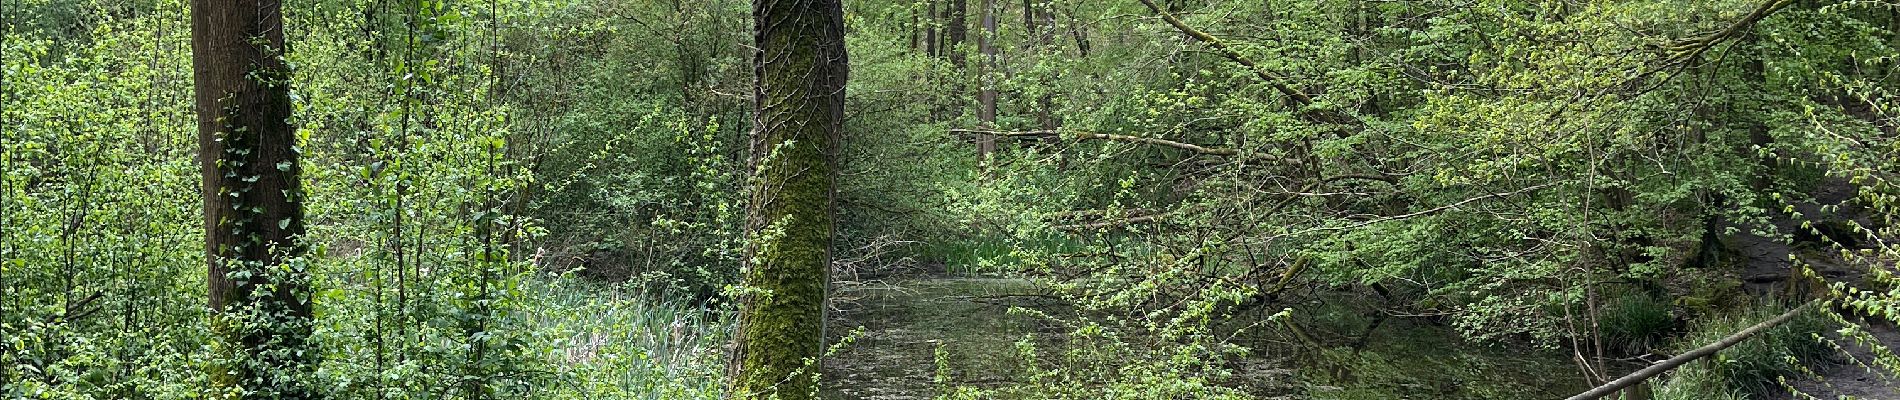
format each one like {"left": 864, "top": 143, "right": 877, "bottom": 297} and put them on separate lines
{"left": 729, "top": 0, "right": 848, "bottom": 399}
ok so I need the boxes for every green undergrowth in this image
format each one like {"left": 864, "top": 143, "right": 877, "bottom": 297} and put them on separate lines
{"left": 519, "top": 275, "right": 730, "bottom": 399}
{"left": 1653, "top": 301, "right": 1832, "bottom": 400}
{"left": 927, "top": 234, "right": 1080, "bottom": 276}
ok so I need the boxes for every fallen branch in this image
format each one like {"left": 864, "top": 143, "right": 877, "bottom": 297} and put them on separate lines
{"left": 1134, "top": 0, "right": 1313, "bottom": 107}
{"left": 1559, "top": 0, "right": 1802, "bottom": 124}
{"left": 1049, "top": 170, "right": 1383, "bottom": 233}
{"left": 1054, "top": 209, "right": 1177, "bottom": 231}
{"left": 1049, "top": 208, "right": 1160, "bottom": 220}
{"left": 1265, "top": 257, "right": 1311, "bottom": 296}
{"left": 1322, "top": 173, "right": 1401, "bottom": 184}
{"left": 1564, "top": 300, "right": 1821, "bottom": 400}
{"left": 1271, "top": 182, "right": 1557, "bottom": 240}
{"left": 954, "top": 128, "right": 1239, "bottom": 156}
{"left": 1662, "top": 0, "right": 1797, "bottom": 65}
{"left": 1068, "top": 131, "right": 1236, "bottom": 156}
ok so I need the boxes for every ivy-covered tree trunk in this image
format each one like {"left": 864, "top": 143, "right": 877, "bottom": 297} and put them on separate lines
{"left": 190, "top": 0, "right": 313, "bottom": 398}
{"left": 729, "top": 0, "right": 847, "bottom": 399}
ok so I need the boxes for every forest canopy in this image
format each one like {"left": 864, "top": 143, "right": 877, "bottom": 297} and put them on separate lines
{"left": 2, "top": 0, "right": 1898, "bottom": 399}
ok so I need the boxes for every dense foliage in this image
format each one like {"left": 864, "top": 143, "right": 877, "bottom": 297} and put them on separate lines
{"left": 3, "top": 0, "right": 1897, "bottom": 398}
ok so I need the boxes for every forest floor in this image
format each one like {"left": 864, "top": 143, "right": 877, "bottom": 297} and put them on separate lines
{"left": 1731, "top": 181, "right": 1900, "bottom": 399}
{"left": 1779, "top": 317, "right": 1900, "bottom": 399}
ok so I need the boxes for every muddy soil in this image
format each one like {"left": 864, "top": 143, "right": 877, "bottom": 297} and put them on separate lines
{"left": 1730, "top": 178, "right": 1900, "bottom": 399}
{"left": 1774, "top": 318, "right": 1900, "bottom": 400}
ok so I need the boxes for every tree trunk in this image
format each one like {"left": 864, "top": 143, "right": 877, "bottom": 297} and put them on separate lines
{"left": 1067, "top": 9, "right": 1091, "bottom": 57}
{"left": 1025, "top": 0, "right": 1058, "bottom": 131}
{"left": 728, "top": 0, "right": 848, "bottom": 398}
{"left": 191, "top": 0, "right": 313, "bottom": 398}
{"left": 1022, "top": 0, "right": 1040, "bottom": 56}
{"left": 926, "top": 0, "right": 940, "bottom": 57}
{"left": 977, "top": 0, "right": 998, "bottom": 156}
{"left": 674, "top": 0, "right": 706, "bottom": 110}
{"left": 947, "top": 0, "right": 968, "bottom": 68}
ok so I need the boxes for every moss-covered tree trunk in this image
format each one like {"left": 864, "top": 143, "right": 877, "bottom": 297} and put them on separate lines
{"left": 729, "top": 0, "right": 847, "bottom": 399}
{"left": 190, "top": 0, "right": 313, "bottom": 398}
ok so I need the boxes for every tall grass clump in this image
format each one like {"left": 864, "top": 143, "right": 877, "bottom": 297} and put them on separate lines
{"left": 1652, "top": 364, "right": 1748, "bottom": 400}
{"left": 1653, "top": 301, "right": 1832, "bottom": 399}
{"left": 1598, "top": 289, "right": 1678, "bottom": 354}
{"left": 520, "top": 274, "right": 730, "bottom": 399}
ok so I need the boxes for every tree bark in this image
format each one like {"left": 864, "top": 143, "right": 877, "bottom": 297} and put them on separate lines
{"left": 976, "top": 0, "right": 998, "bottom": 156}
{"left": 925, "top": 0, "right": 940, "bottom": 57}
{"left": 1023, "top": 0, "right": 1039, "bottom": 35}
{"left": 910, "top": 7, "right": 921, "bottom": 52}
{"left": 1024, "top": 0, "right": 1058, "bottom": 131}
{"left": 1068, "top": 9, "right": 1091, "bottom": 57}
{"left": 729, "top": 0, "right": 848, "bottom": 398}
{"left": 191, "top": 0, "right": 313, "bottom": 398}
{"left": 673, "top": 0, "right": 707, "bottom": 110}
{"left": 947, "top": 0, "right": 968, "bottom": 68}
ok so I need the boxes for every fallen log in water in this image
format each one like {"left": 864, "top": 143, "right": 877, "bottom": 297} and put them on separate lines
{"left": 1565, "top": 300, "right": 1821, "bottom": 400}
